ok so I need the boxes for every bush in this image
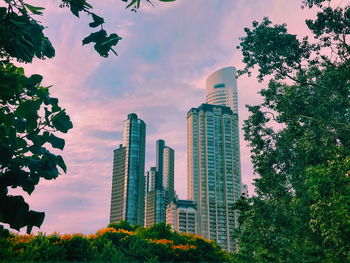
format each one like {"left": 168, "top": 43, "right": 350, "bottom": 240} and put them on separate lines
{"left": 90, "top": 237, "right": 128, "bottom": 262}
{"left": 59, "top": 234, "right": 93, "bottom": 261}
{"left": 1, "top": 224, "right": 230, "bottom": 262}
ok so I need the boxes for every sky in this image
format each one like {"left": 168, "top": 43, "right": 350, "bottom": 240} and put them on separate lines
{"left": 5, "top": 0, "right": 324, "bottom": 234}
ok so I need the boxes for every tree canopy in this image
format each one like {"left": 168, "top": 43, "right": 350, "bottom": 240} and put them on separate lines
{"left": 0, "top": 0, "right": 175, "bottom": 234}
{"left": 0, "top": 222, "right": 229, "bottom": 262}
{"left": 234, "top": 0, "right": 350, "bottom": 262}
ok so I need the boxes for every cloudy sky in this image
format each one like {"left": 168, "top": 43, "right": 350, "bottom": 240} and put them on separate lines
{"left": 8, "top": 0, "right": 320, "bottom": 234}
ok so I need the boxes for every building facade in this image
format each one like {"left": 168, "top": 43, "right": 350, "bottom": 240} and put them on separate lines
{"left": 187, "top": 104, "right": 241, "bottom": 252}
{"left": 166, "top": 199, "right": 197, "bottom": 234}
{"left": 110, "top": 145, "right": 126, "bottom": 223}
{"left": 144, "top": 140, "right": 175, "bottom": 227}
{"left": 110, "top": 113, "right": 146, "bottom": 226}
{"left": 162, "top": 145, "right": 175, "bottom": 202}
{"left": 145, "top": 167, "right": 167, "bottom": 227}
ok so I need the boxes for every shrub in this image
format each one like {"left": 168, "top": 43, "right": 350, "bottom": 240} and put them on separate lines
{"left": 59, "top": 234, "right": 93, "bottom": 261}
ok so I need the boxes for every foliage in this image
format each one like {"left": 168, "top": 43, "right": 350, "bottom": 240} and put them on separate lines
{"left": 0, "top": 223, "right": 230, "bottom": 262}
{"left": 108, "top": 219, "right": 136, "bottom": 231}
{"left": 234, "top": 0, "right": 350, "bottom": 262}
{"left": 0, "top": 62, "right": 72, "bottom": 233}
{"left": 0, "top": 0, "right": 176, "bottom": 233}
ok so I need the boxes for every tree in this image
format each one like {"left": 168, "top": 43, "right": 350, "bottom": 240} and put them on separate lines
{"left": 234, "top": 0, "right": 350, "bottom": 262}
{"left": 0, "top": 0, "right": 175, "bottom": 233}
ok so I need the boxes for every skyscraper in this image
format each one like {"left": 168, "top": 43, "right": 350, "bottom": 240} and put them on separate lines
{"left": 206, "top": 67, "right": 238, "bottom": 113}
{"left": 144, "top": 140, "right": 175, "bottom": 227}
{"left": 205, "top": 66, "right": 242, "bottom": 208}
{"left": 187, "top": 103, "right": 241, "bottom": 252}
{"left": 110, "top": 113, "right": 146, "bottom": 226}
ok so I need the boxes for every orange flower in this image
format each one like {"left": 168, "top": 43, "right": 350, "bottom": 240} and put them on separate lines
{"left": 95, "top": 227, "right": 133, "bottom": 237}
{"left": 95, "top": 227, "right": 118, "bottom": 236}
{"left": 172, "top": 244, "right": 196, "bottom": 250}
{"left": 60, "top": 234, "right": 73, "bottom": 241}
{"left": 148, "top": 239, "right": 174, "bottom": 245}
{"left": 49, "top": 232, "right": 60, "bottom": 237}
{"left": 86, "top": 233, "right": 96, "bottom": 239}
{"left": 13, "top": 234, "right": 34, "bottom": 244}
{"left": 115, "top": 229, "right": 133, "bottom": 235}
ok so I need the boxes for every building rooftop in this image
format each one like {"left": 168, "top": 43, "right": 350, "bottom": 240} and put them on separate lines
{"left": 187, "top": 103, "right": 234, "bottom": 117}
{"left": 127, "top": 113, "right": 138, "bottom": 120}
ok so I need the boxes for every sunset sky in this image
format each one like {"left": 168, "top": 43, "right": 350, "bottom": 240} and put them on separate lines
{"left": 9, "top": 0, "right": 319, "bottom": 234}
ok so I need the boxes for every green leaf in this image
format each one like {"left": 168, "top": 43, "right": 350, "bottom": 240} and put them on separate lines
{"left": 89, "top": 13, "right": 104, "bottom": 28}
{"left": 0, "top": 145, "right": 13, "bottom": 164}
{"left": 70, "top": 6, "right": 80, "bottom": 17}
{"left": 15, "top": 137, "right": 27, "bottom": 149}
{"left": 22, "top": 179, "right": 36, "bottom": 195}
{"left": 48, "top": 97, "right": 61, "bottom": 112}
{"left": 28, "top": 74, "right": 43, "bottom": 86}
{"left": 126, "top": 0, "right": 138, "bottom": 9}
{"left": 13, "top": 118, "right": 27, "bottom": 133}
{"left": 24, "top": 4, "right": 45, "bottom": 15}
{"left": 56, "top": 155, "right": 67, "bottom": 173}
{"left": 51, "top": 110, "right": 73, "bottom": 133}
{"left": 15, "top": 100, "right": 40, "bottom": 119}
{"left": 42, "top": 167, "right": 59, "bottom": 180}
{"left": 101, "top": 34, "right": 122, "bottom": 46}
{"left": 28, "top": 158, "right": 43, "bottom": 173}
{"left": 26, "top": 210, "right": 45, "bottom": 234}
{"left": 82, "top": 30, "right": 107, "bottom": 45}
{"left": 48, "top": 134, "right": 65, "bottom": 150}
{"left": 29, "top": 145, "right": 43, "bottom": 155}
{"left": 158, "top": 0, "right": 176, "bottom": 2}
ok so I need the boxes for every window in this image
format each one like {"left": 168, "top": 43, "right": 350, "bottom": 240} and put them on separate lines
{"left": 214, "top": 83, "right": 225, "bottom": 89}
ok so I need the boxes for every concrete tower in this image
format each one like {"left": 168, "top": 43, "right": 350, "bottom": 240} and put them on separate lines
{"left": 187, "top": 104, "right": 241, "bottom": 252}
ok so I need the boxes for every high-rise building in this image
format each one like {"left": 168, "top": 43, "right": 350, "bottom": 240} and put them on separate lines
{"left": 205, "top": 67, "right": 242, "bottom": 250}
{"left": 187, "top": 103, "right": 241, "bottom": 252}
{"left": 205, "top": 66, "right": 242, "bottom": 200}
{"left": 110, "top": 113, "right": 146, "bottom": 226}
{"left": 166, "top": 199, "right": 197, "bottom": 234}
{"left": 144, "top": 140, "right": 175, "bottom": 227}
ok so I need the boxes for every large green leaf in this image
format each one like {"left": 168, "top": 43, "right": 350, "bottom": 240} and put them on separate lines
{"left": 89, "top": 13, "right": 104, "bottom": 28}
{"left": 48, "top": 134, "right": 65, "bottom": 150}
{"left": 56, "top": 155, "right": 67, "bottom": 173}
{"left": 26, "top": 210, "right": 45, "bottom": 234}
{"left": 24, "top": 4, "right": 45, "bottom": 15}
{"left": 15, "top": 100, "right": 40, "bottom": 119}
{"left": 51, "top": 110, "right": 73, "bottom": 133}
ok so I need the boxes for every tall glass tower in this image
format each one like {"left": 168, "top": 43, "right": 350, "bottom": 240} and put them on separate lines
{"left": 110, "top": 113, "right": 146, "bottom": 225}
